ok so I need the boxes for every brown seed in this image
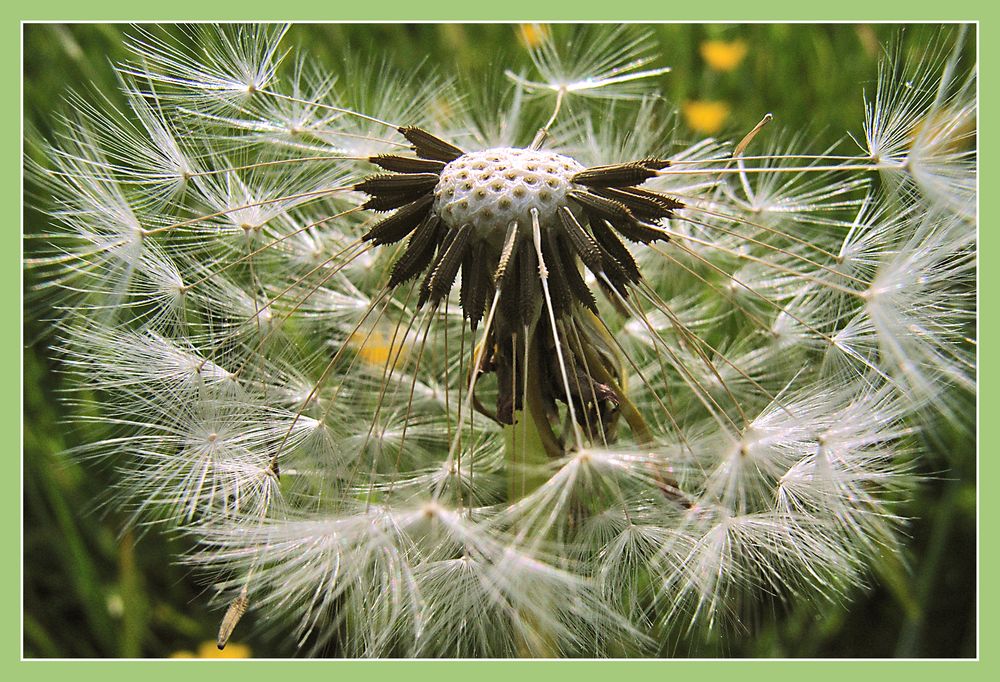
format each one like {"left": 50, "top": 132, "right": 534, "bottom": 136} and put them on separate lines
{"left": 639, "top": 158, "right": 671, "bottom": 170}
{"left": 362, "top": 188, "right": 431, "bottom": 212}
{"left": 558, "top": 208, "right": 604, "bottom": 275}
{"left": 569, "top": 189, "right": 668, "bottom": 244}
{"left": 567, "top": 189, "right": 633, "bottom": 221}
{"left": 461, "top": 242, "right": 492, "bottom": 330}
{"left": 389, "top": 215, "right": 442, "bottom": 287}
{"left": 398, "top": 126, "right": 464, "bottom": 162}
{"left": 362, "top": 194, "right": 434, "bottom": 245}
{"left": 369, "top": 155, "right": 446, "bottom": 174}
{"left": 587, "top": 213, "right": 642, "bottom": 281}
{"left": 355, "top": 172, "right": 440, "bottom": 194}
{"left": 554, "top": 234, "right": 597, "bottom": 313}
{"left": 572, "top": 162, "right": 658, "bottom": 188}
{"left": 217, "top": 588, "right": 249, "bottom": 651}
{"left": 422, "top": 223, "right": 473, "bottom": 307}
{"left": 591, "top": 186, "right": 681, "bottom": 220}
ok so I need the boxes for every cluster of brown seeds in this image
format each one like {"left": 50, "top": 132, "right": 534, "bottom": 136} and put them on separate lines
{"left": 354, "top": 126, "right": 685, "bottom": 447}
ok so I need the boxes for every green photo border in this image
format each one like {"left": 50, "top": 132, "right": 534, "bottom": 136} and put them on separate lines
{"left": 9, "top": 1, "right": 990, "bottom": 679}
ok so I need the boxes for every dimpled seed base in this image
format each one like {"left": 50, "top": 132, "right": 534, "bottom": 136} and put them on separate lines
{"left": 434, "top": 148, "right": 586, "bottom": 233}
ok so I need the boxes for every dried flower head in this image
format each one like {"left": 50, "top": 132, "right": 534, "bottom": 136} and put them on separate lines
{"left": 26, "top": 23, "right": 976, "bottom": 657}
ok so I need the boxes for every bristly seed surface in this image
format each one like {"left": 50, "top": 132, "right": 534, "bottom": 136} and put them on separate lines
{"left": 434, "top": 148, "right": 586, "bottom": 233}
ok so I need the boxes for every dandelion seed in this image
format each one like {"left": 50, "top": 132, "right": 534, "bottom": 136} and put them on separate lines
{"left": 218, "top": 586, "right": 250, "bottom": 650}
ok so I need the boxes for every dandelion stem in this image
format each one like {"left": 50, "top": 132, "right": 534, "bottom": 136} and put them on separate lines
{"left": 505, "top": 401, "right": 558, "bottom": 501}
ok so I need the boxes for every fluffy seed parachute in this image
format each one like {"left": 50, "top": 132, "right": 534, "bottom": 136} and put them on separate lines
{"left": 26, "top": 24, "right": 976, "bottom": 657}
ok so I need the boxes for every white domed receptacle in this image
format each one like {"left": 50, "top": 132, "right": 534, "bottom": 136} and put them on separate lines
{"left": 434, "top": 148, "right": 586, "bottom": 234}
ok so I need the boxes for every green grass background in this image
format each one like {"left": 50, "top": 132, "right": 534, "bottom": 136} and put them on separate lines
{"left": 22, "top": 22, "right": 976, "bottom": 658}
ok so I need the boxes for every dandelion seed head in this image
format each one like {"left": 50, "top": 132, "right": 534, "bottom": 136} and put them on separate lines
{"left": 26, "top": 23, "right": 975, "bottom": 657}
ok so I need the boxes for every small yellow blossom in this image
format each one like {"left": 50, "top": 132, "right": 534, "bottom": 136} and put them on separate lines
{"left": 699, "top": 40, "right": 748, "bottom": 72}
{"left": 349, "top": 328, "right": 410, "bottom": 369}
{"left": 682, "top": 100, "right": 731, "bottom": 135}
{"left": 170, "top": 641, "right": 252, "bottom": 658}
{"left": 518, "top": 24, "right": 551, "bottom": 49}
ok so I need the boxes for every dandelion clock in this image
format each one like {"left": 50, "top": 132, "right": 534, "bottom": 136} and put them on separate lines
{"left": 24, "top": 23, "right": 976, "bottom": 658}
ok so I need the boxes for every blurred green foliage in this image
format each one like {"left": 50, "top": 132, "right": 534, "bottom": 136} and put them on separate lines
{"left": 22, "top": 23, "right": 976, "bottom": 658}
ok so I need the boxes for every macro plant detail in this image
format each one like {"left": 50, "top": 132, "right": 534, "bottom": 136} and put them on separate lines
{"left": 25, "top": 24, "right": 976, "bottom": 657}
{"left": 360, "top": 137, "right": 681, "bottom": 456}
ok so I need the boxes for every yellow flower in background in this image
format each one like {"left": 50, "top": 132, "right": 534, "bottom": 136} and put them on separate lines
{"left": 699, "top": 39, "right": 748, "bottom": 72}
{"left": 518, "top": 24, "right": 551, "bottom": 49}
{"left": 171, "top": 641, "right": 252, "bottom": 658}
{"left": 682, "top": 100, "right": 731, "bottom": 135}
{"left": 349, "top": 328, "right": 410, "bottom": 369}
